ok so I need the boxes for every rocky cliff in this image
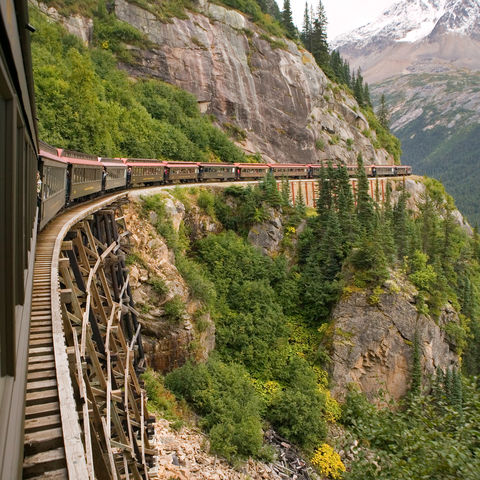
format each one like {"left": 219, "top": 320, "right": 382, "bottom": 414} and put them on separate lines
{"left": 329, "top": 281, "right": 459, "bottom": 403}
{"left": 35, "top": 0, "right": 394, "bottom": 166}
{"left": 125, "top": 193, "right": 218, "bottom": 372}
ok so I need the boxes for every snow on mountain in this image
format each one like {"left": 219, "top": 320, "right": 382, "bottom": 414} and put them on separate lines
{"left": 332, "top": 0, "right": 480, "bottom": 50}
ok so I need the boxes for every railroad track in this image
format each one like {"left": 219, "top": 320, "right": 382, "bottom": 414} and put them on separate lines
{"left": 23, "top": 193, "right": 126, "bottom": 479}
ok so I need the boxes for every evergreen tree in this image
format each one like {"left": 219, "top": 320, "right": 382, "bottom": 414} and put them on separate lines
{"left": 363, "top": 82, "right": 372, "bottom": 107}
{"left": 300, "top": 2, "right": 312, "bottom": 50}
{"left": 316, "top": 163, "right": 332, "bottom": 229}
{"left": 445, "top": 368, "right": 453, "bottom": 400}
{"left": 261, "top": 171, "right": 282, "bottom": 207}
{"left": 281, "top": 177, "right": 291, "bottom": 208}
{"left": 377, "top": 94, "right": 390, "bottom": 131}
{"left": 451, "top": 368, "right": 463, "bottom": 414}
{"left": 393, "top": 182, "right": 410, "bottom": 259}
{"left": 379, "top": 184, "right": 396, "bottom": 263}
{"left": 353, "top": 68, "right": 364, "bottom": 106}
{"left": 432, "top": 367, "right": 444, "bottom": 403}
{"left": 342, "top": 58, "right": 351, "bottom": 88}
{"left": 295, "top": 184, "right": 306, "bottom": 216}
{"left": 310, "top": 1, "right": 329, "bottom": 71}
{"left": 335, "top": 162, "right": 357, "bottom": 253}
{"left": 355, "top": 154, "right": 375, "bottom": 234}
{"left": 281, "top": 0, "right": 297, "bottom": 38}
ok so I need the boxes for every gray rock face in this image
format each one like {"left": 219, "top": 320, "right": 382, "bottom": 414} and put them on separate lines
{"left": 330, "top": 290, "right": 458, "bottom": 403}
{"left": 32, "top": 1, "right": 93, "bottom": 44}
{"left": 247, "top": 207, "right": 283, "bottom": 255}
{"left": 113, "top": 0, "right": 393, "bottom": 165}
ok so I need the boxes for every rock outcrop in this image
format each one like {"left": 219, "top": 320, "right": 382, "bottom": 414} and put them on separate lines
{"left": 329, "top": 281, "right": 459, "bottom": 403}
{"left": 247, "top": 207, "right": 284, "bottom": 255}
{"left": 31, "top": 0, "right": 93, "bottom": 44}
{"left": 112, "top": 0, "right": 393, "bottom": 166}
{"left": 125, "top": 196, "right": 216, "bottom": 372}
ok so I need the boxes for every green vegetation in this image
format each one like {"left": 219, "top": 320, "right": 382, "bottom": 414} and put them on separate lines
{"left": 213, "top": 0, "right": 285, "bottom": 38}
{"left": 165, "top": 357, "right": 264, "bottom": 461}
{"left": 341, "top": 377, "right": 480, "bottom": 479}
{"left": 163, "top": 295, "right": 186, "bottom": 323}
{"left": 30, "top": 7, "right": 245, "bottom": 162}
{"left": 140, "top": 170, "right": 480, "bottom": 473}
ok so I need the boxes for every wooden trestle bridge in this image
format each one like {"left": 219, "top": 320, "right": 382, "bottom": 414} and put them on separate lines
{"left": 24, "top": 193, "right": 155, "bottom": 479}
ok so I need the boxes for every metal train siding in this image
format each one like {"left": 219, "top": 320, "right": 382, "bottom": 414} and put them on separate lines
{"left": 0, "top": 1, "right": 39, "bottom": 478}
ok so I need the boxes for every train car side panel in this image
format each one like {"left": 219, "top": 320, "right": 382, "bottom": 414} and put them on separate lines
{"left": 39, "top": 157, "right": 67, "bottom": 229}
{"left": 70, "top": 164, "right": 103, "bottom": 200}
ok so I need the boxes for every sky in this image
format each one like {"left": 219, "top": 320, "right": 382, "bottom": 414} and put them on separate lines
{"left": 274, "top": 0, "right": 397, "bottom": 40}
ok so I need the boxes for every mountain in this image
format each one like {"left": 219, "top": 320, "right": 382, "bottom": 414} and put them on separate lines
{"left": 333, "top": 0, "right": 480, "bottom": 83}
{"left": 33, "top": 0, "right": 397, "bottom": 166}
{"left": 334, "top": 0, "right": 480, "bottom": 225}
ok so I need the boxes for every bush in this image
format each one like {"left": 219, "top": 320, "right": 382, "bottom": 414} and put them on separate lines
{"left": 267, "top": 357, "right": 327, "bottom": 451}
{"left": 163, "top": 295, "right": 186, "bottom": 323}
{"left": 176, "top": 255, "right": 216, "bottom": 307}
{"left": 311, "top": 444, "right": 346, "bottom": 480}
{"left": 165, "top": 358, "right": 264, "bottom": 461}
{"left": 197, "top": 189, "right": 216, "bottom": 218}
{"left": 148, "top": 276, "right": 168, "bottom": 296}
{"left": 141, "top": 369, "right": 184, "bottom": 428}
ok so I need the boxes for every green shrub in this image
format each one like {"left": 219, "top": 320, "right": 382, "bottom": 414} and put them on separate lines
{"left": 164, "top": 295, "right": 186, "bottom": 323}
{"left": 176, "top": 255, "right": 216, "bottom": 307}
{"left": 165, "top": 358, "right": 264, "bottom": 461}
{"left": 267, "top": 357, "right": 327, "bottom": 451}
{"left": 142, "top": 368, "right": 184, "bottom": 428}
{"left": 148, "top": 276, "right": 168, "bottom": 296}
{"left": 197, "top": 189, "right": 216, "bottom": 218}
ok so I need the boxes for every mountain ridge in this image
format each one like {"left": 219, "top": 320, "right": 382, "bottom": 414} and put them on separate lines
{"left": 333, "top": 0, "right": 480, "bottom": 83}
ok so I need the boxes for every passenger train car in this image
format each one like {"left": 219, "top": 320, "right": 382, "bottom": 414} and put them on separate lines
{"left": 0, "top": 1, "right": 39, "bottom": 477}
{"left": 37, "top": 141, "right": 412, "bottom": 232}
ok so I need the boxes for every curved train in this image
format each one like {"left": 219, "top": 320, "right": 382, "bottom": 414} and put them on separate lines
{"left": 38, "top": 140, "right": 412, "bottom": 230}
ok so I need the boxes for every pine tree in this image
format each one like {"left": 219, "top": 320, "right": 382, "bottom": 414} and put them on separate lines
{"left": 363, "top": 83, "right": 372, "bottom": 107}
{"left": 335, "top": 162, "right": 357, "bottom": 253}
{"left": 393, "top": 182, "right": 410, "bottom": 259}
{"left": 451, "top": 368, "right": 463, "bottom": 414}
{"left": 316, "top": 163, "right": 331, "bottom": 230}
{"left": 261, "top": 171, "right": 282, "bottom": 207}
{"left": 281, "top": 0, "right": 297, "bottom": 39}
{"left": 445, "top": 367, "right": 453, "bottom": 400}
{"left": 295, "top": 184, "right": 306, "bottom": 216}
{"left": 379, "top": 182, "right": 396, "bottom": 263}
{"left": 310, "top": 1, "right": 329, "bottom": 71}
{"left": 281, "top": 177, "right": 291, "bottom": 208}
{"left": 353, "top": 68, "right": 364, "bottom": 106}
{"left": 300, "top": 2, "right": 312, "bottom": 50}
{"left": 355, "top": 154, "right": 375, "bottom": 234}
{"left": 432, "top": 367, "right": 444, "bottom": 404}
{"left": 377, "top": 94, "right": 390, "bottom": 131}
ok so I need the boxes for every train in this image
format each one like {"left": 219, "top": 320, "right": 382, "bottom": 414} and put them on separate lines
{"left": 38, "top": 140, "right": 412, "bottom": 231}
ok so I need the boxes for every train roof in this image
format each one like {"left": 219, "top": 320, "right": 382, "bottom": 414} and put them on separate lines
{"left": 39, "top": 141, "right": 65, "bottom": 162}
{"left": 164, "top": 161, "right": 200, "bottom": 167}
{"left": 268, "top": 164, "right": 309, "bottom": 168}
{"left": 99, "top": 157, "right": 126, "bottom": 168}
{"left": 199, "top": 163, "right": 236, "bottom": 167}
{"left": 234, "top": 163, "right": 269, "bottom": 168}
{"left": 59, "top": 149, "right": 101, "bottom": 166}
{"left": 123, "top": 158, "right": 165, "bottom": 167}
